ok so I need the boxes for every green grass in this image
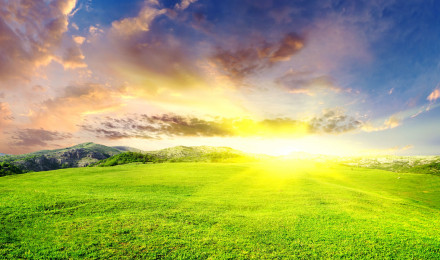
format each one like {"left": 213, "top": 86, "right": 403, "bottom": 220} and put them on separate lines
{"left": 1, "top": 161, "right": 440, "bottom": 259}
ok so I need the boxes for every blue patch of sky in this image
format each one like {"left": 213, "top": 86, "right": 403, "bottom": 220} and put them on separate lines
{"left": 70, "top": 0, "right": 145, "bottom": 31}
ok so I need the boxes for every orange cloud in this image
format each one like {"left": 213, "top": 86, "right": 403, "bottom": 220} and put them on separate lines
{"left": 0, "top": 0, "right": 78, "bottom": 87}
{"left": 29, "top": 84, "right": 127, "bottom": 132}
{"left": 427, "top": 89, "right": 440, "bottom": 102}
{"left": 110, "top": 4, "right": 166, "bottom": 37}
{"left": 175, "top": 0, "right": 198, "bottom": 10}
{"left": 362, "top": 115, "right": 401, "bottom": 132}
{"left": 0, "top": 102, "right": 14, "bottom": 127}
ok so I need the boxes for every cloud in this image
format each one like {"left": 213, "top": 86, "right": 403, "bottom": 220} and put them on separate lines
{"left": 29, "top": 83, "right": 127, "bottom": 131}
{"left": 175, "top": 0, "right": 198, "bottom": 10}
{"left": 309, "top": 109, "right": 362, "bottom": 134}
{"left": 32, "top": 85, "right": 47, "bottom": 92}
{"left": 73, "top": 35, "right": 86, "bottom": 45}
{"left": 211, "top": 33, "right": 304, "bottom": 81}
{"left": 0, "top": 102, "right": 13, "bottom": 126}
{"left": 362, "top": 115, "right": 401, "bottom": 132}
{"left": 81, "top": 110, "right": 362, "bottom": 140}
{"left": 0, "top": 0, "right": 78, "bottom": 87}
{"left": 364, "top": 144, "right": 414, "bottom": 156}
{"left": 427, "top": 89, "right": 440, "bottom": 102}
{"left": 269, "top": 33, "right": 304, "bottom": 62}
{"left": 60, "top": 45, "right": 87, "bottom": 69}
{"left": 276, "top": 70, "right": 342, "bottom": 95}
{"left": 82, "top": 2, "right": 209, "bottom": 95}
{"left": 110, "top": 2, "right": 166, "bottom": 38}
{"left": 10, "top": 128, "right": 73, "bottom": 147}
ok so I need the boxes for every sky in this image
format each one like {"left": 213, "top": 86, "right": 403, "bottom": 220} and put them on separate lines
{"left": 1, "top": 0, "right": 440, "bottom": 156}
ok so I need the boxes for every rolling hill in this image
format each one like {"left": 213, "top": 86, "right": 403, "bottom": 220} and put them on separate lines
{"left": 0, "top": 143, "right": 267, "bottom": 173}
{"left": 341, "top": 155, "right": 440, "bottom": 176}
{"left": 0, "top": 142, "right": 123, "bottom": 172}
{"left": 92, "top": 145, "right": 267, "bottom": 167}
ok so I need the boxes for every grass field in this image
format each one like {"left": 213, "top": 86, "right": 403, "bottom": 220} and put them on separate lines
{"left": 1, "top": 161, "right": 440, "bottom": 259}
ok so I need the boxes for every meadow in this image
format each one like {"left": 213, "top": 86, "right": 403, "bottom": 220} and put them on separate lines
{"left": 1, "top": 160, "right": 440, "bottom": 259}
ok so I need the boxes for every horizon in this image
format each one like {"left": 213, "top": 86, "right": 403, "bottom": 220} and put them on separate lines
{"left": 1, "top": 1, "right": 440, "bottom": 156}
{"left": 2, "top": 141, "right": 440, "bottom": 158}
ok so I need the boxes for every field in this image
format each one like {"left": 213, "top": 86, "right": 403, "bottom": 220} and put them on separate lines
{"left": 1, "top": 161, "right": 440, "bottom": 259}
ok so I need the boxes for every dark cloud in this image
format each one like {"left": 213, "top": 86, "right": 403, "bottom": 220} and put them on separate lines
{"left": 270, "top": 33, "right": 304, "bottom": 62}
{"left": 11, "top": 128, "right": 73, "bottom": 147}
{"left": 81, "top": 111, "right": 362, "bottom": 140}
{"left": 211, "top": 33, "right": 304, "bottom": 80}
{"left": 61, "top": 45, "right": 86, "bottom": 69}
{"left": 276, "top": 70, "right": 342, "bottom": 95}
{"left": 0, "top": 0, "right": 77, "bottom": 87}
{"left": 310, "top": 110, "right": 362, "bottom": 134}
{"left": 81, "top": 114, "right": 229, "bottom": 139}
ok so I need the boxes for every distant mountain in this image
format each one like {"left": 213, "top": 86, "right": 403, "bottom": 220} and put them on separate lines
{"left": 148, "top": 145, "right": 246, "bottom": 161}
{"left": 0, "top": 153, "right": 7, "bottom": 156}
{"left": 0, "top": 142, "right": 122, "bottom": 172}
{"left": 147, "top": 145, "right": 271, "bottom": 162}
{"left": 112, "top": 146, "right": 144, "bottom": 153}
{"left": 0, "top": 143, "right": 268, "bottom": 175}
{"left": 341, "top": 155, "right": 440, "bottom": 176}
{"left": 93, "top": 145, "right": 268, "bottom": 167}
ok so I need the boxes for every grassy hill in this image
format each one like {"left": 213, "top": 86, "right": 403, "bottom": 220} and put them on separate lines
{"left": 0, "top": 142, "right": 122, "bottom": 172}
{"left": 111, "top": 146, "right": 144, "bottom": 153}
{"left": 93, "top": 146, "right": 265, "bottom": 167}
{"left": 1, "top": 161, "right": 440, "bottom": 258}
{"left": 0, "top": 144, "right": 266, "bottom": 173}
{"left": 342, "top": 155, "right": 440, "bottom": 176}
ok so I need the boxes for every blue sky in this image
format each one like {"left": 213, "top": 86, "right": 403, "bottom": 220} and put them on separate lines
{"left": 0, "top": 0, "right": 439, "bottom": 155}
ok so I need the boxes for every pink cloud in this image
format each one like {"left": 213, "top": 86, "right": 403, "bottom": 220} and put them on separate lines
{"left": 0, "top": 0, "right": 78, "bottom": 87}
{"left": 427, "top": 89, "right": 440, "bottom": 102}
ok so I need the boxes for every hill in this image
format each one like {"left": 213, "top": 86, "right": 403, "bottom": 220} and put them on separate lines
{"left": 92, "top": 145, "right": 267, "bottom": 167}
{"left": 341, "top": 155, "right": 440, "bottom": 176}
{"left": 0, "top": 142, "right": 122, "bottom": 172}
{"left": 1, "top": 162, "right": 439, "bottom": 258}
{"left": 147, "top": 145, "right": 260, "bottom": 162}
{"left": 111, "top": 146, "right": 144, "bottom": 153}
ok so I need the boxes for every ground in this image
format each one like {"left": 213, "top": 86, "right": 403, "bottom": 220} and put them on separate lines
{"left": 1, "top": 161, "right": 440, "bottom": 259}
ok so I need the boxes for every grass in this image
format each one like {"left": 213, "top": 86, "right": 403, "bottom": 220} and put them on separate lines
{"left": 1, "top": 160, "right": 440, "bottom": 258}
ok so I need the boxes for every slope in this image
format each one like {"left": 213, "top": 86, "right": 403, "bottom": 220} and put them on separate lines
{"left": 0, "top": 142, "right": 122, "bottom": 172}
{"left": 92, "top": 145, "right": 268, "bottom": 166}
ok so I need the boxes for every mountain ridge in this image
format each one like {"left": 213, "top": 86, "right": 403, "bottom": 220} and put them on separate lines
{"left": 92, "top": 145, "right": 266, "bottom": 166}
{"left": 0, "top": 143, "right": 265, "bottom": 173}
{"left": 0, "top": 142, "right": 124, "bottom": 172}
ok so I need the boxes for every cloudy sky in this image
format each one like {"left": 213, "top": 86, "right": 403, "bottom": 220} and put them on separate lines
{"left": 1, "top": 0, "right": 440, "bottom": 156}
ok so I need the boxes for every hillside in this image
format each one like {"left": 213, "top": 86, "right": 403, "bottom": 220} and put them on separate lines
{"left": 1, "top": 162, "right": 440, "bottom": 258}
{"left": 0, "top": 142, "right": 122, "bottom": 172}
{"left": 111, "top": 146, "right": 144, "bottom": 153}
{"left": 92, "top": 146, "right": 267, "bottom": 167}
{"left": 341, "top": 155, "right": 440, "bottom": 176}
{"left": 147, "top": 145, "right": 261, "bottom": 162}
